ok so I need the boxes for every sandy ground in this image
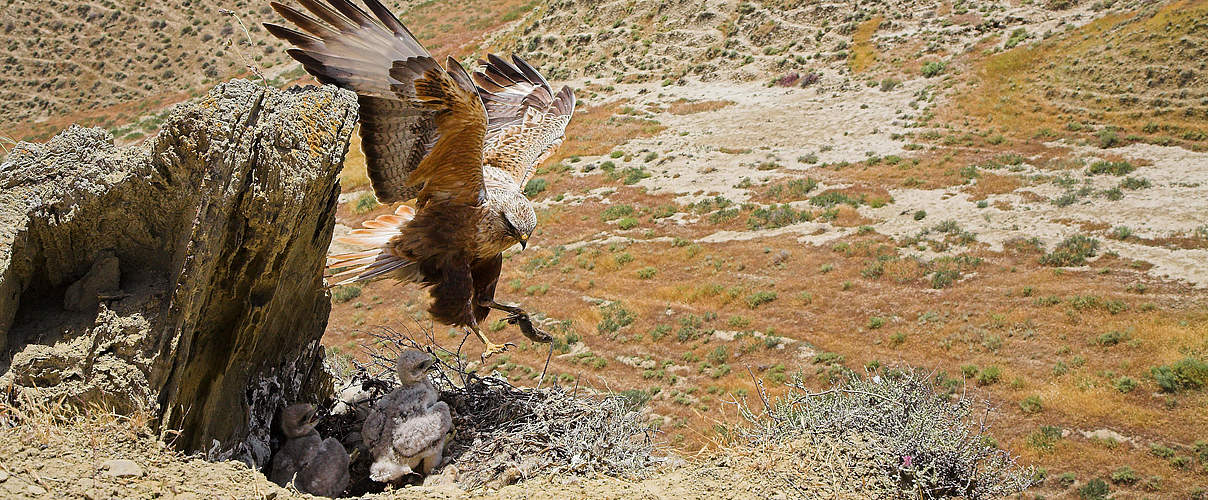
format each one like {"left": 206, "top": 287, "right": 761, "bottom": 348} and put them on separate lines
{"left": 864, "top": 142, "right": 1208, "bottom": 287}
{"left": 544, "top": 75, "right": 1208, "bottom": 288}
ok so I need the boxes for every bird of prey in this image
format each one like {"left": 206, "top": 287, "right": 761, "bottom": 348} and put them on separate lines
{"left": 361, "top": 350, "right": 452, "bottom": 482}
{"left": 264, "top": 0, "right": 572, "bottom": 358}
{"left": 270, "top": 403, "right": 351, "bottom": 497}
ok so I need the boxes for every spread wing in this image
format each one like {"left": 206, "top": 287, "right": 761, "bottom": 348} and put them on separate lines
{"left": 265, "top": 0, "right": 485, "bottom": 205}
{"left": 472, "top": 54, "right": 576, "bottom": 188}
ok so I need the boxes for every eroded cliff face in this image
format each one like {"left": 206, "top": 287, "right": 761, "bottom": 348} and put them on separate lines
{"left": 0, "top": 79, "right": 357, "bottom": 467}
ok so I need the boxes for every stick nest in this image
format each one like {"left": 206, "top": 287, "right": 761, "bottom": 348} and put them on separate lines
{"left": 327, "top": 324, "right": 656, "bottom": 489}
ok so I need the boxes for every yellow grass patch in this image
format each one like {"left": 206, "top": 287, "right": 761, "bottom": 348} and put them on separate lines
{"left": 338, "top": 128, "right": 371, "bottom": 192}
{"left": 554, "top": 100, "right": 666, "bottom": 159}
{"left": 668, "top": 99, "right": 734, "bottom": 115}
{"left": 848, "top": 16, "right": 883, "bottom": 73}
{"left": 953, "top": 0, "right": 1208, "bottom": 147}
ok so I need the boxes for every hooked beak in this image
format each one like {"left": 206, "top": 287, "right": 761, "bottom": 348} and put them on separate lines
{"left": 517, "top": 232, "right": 529, "bottom": 250}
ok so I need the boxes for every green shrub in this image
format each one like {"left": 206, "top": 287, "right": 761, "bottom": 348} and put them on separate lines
{"left": 1096, "top": 128, "right": 1121, "bottom": 148}
{"left": 1151, "top": 357, "right": 1208, "bottom": 393}
{"left": 867, "top": 316, "right": 886, "bottom": 329}
{"left": 1114, "top": 376, "right": 1138, "bottom": 393}
{"left": 889, "top": 331, "right": 907, "bottom": 347}
{"left": 1078, "top": 478, "right": 1109, "bottom": 500}
{"left": 976, "top": 365, "right": 1002, "bottom": 386}
{"left": 597, "top": 302, "right": 636, "bottom": 335}
{"left": 1004, "top": 28, "right": 1029, "bottom": 49}
{"left": 1019, "top": 395, "right": 1043, "bottom": 414}
{"left": 1150, "top": 443, "right": 1175, "bottom": 459}
{"left": 617, "top": 217, "right": 639, "bottom": 230}
{"left": 1027, "top": 425, "right": 1063, "bottom": 451}
{"left": 331, "top": 284, "right": 362, "bottom": 303}
{"left": 746, "top": 291, "right": 778, "bottom": 308}
{"left": 617, "top": 388, "right": 651, "bottom": 410}
{"left": 921, "top": 61, "right": 947, "bottom": 77}
{"left": 621, "top": 167, "right": 651, "bottom": 184}
{"left": 1088, "top": 160, "right": 1134, "bottom": 176}
{"left": 602, "top": 204, "right": 634, "bottom": 221}
{"left": 1040, "top": 235, "right": 1099, "bottom": 266}
{"left": 524, "top": 178, "right": 548, "bottom": 197}
{"left": 1110, "top": 466, "right": 1139, "bottom": 485}
{"left": 1120, "top": 177, "right": 1151, "bottom": 190}
{"left": 353, "top": 193, "right": 380, "bottom": 214}
{"left": 1094, "top": 330, "right": 1129, "bottom": 347}
{"left": 636, "top": 266, "right": 657, "bottom": 279}
{"left": 649, "top": 324, "right": 670, "bottom": 341}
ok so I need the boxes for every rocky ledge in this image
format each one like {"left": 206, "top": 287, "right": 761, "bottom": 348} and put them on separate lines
{"left": 0, "top": 79, "right": 357, "bottom": 467}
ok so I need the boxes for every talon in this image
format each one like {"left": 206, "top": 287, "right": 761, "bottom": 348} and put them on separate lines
{"left": 479, "top": 341, "right": 511, "bottom": 361}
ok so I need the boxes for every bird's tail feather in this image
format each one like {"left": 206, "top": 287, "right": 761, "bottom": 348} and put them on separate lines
{"left": 325, "top": 205, "right": 417, "bottom": 286}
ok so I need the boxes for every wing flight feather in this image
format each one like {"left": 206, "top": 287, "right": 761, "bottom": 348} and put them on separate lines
{"left": 266, "top": 0, "right": 483, "bottom": 203}
{"left": 473, "top": 54, "right": 576, "bottom": 188}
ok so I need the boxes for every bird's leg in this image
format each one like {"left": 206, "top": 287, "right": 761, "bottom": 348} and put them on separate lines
{"left": 477, "top": 299, "right": 552, "bottom": 343}
{"left": 466, "top": 321, "right": 513, "bottom": 361}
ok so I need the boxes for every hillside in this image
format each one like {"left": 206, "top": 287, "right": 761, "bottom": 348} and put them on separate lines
{"left": 3, "top": 0, "right": 1208, "bottom": 497}
{"left": 0, "top": 0, "right": 531, "bottom": 143}
{"left": 325, "top": 0, "right": 1208, "bottom": 498}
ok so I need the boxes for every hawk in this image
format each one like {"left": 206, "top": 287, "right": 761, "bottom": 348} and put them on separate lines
{"left": 264, "top": 0, "right": 574, "bottom": 357}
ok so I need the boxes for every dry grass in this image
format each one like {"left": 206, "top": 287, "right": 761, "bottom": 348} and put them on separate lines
{"left": 326, "top": 171, "right": 1208, "bottom": 494}
{"left": 667, "top": 99, "right": 734, "bottom": 115}
{"left": 848, "top": 17, "right": 883, "bottom": 73}
{"left": 339, "top": 128, "right": 372, "bottom": 192}
{"left": 554, "top": 100, "right": 666, "bottom": 159}
{"left": 952, "top": 0, "right": 1208, "bottom": 149}
{"left": 964, "top": 172, "right": 1022, "bottom": 201}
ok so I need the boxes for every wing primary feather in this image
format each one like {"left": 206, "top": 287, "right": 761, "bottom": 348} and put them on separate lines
{"left": 361, "top": 0, "right": 420, "bottom": 42}
{"left": 511, "top": 54, "right": 552, "bottom": 89}
{"left": 269, "top": 2, "right": 342, "bottom": 39}
{"left": 486, "top": 53, "right": 526, "bottom": 83}
{"left": 320, "top": 0, "right": 374, "bottom": 26}
{"left": 294, "top": 0, "right": 358, "bottom": 32}
{"left": 263, "top": 23, "right": 322, "bottom": 49}
{"left": 444, "top": 56, "right": 477, "bottom": 94}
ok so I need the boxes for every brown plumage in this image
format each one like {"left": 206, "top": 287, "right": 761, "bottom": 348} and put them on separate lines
{"left": 266, "top": 0, "right": 571, "bottom": 357}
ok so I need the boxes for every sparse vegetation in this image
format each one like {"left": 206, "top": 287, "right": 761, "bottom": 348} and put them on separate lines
{"left": 736, "top": 370, "right": 1035, "bottom": 498}
{"left": 1040, "top": 235, "right": 1099, "bottom": 266}
{"left": 1150, "top": 357, "right": 1208, "bottom": 393}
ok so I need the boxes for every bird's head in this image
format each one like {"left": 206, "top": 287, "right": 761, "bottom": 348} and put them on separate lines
{"left": 396, "top": 350, "right": 436, "bottom": 385}
{"left": 280, "top": 403, "right": 319, "bottom": 438}
{"left": 501, "top": 196, "right": 537, "bottom": 250}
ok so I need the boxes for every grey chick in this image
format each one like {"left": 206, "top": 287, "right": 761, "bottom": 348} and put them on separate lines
{"left": 269, "top": 403, "right": 350, "bottom": 497}
{"left": 362, "top": 350, "right": 452, "bottom": 483}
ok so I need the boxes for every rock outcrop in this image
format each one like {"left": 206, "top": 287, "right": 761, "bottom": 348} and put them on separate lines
{"left": 0, "top": 79, "right": 358, "bottom": 467}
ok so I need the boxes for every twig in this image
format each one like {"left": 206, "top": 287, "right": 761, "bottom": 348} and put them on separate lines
{"left": 0, "top": 135, "right": 16, "bottom": 155}
{"left": 218, "top": 9, "right": 269, "bottom": 87}
{"left": 533, "top": 342, "right": 554, "bottom": 393}
{"left": 746, "top": 366, "right": 771, "bottom": 415}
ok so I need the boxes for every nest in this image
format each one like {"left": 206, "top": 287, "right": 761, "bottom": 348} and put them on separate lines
{"left": 326, "top": 324, "right": 655, "bottom": 490}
